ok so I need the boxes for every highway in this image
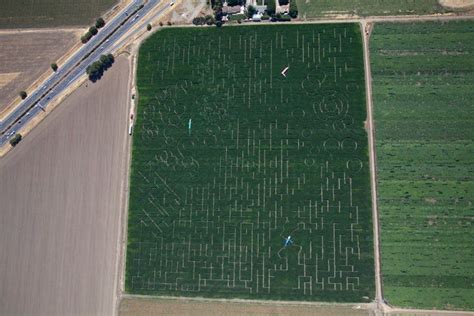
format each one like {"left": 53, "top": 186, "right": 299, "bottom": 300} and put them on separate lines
{"left": 0, "top": 0, "right": 164, "bottom": 146}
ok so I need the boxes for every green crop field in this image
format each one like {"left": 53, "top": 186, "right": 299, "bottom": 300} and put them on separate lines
{"left": 125, "top": 24, "right": 375, "bottom": 302}
{"left": 371, "top": 21, "right": 474, "bottom": 310}
{"left": 0, "top": 0, "right": 117, "bottom": 29}
{"left": 296, "top": 0, "right": 450, "bottom": 19}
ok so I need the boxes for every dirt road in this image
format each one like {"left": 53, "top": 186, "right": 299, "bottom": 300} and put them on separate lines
{"left": 119, "top": 297, "right": 374, "bottom": 316}
{"left": 361, "top": 20, "right": 383, "bottom": 312}
{"left": 0, "top": 57, "right": 131, "bottom": 315}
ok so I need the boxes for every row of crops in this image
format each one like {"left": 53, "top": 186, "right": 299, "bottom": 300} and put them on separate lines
{"left": 371, "top": 21, "right": 474, "bottom": 310}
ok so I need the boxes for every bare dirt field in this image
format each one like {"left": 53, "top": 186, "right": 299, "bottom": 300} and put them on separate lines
{"left": 169, "top": 0, "right": 209, "bottom": 24}
{"left": 119, "top": 297, "right": 374, "bottom": 316}
{"left": 0, "top": 56, "right": 130, "bottom": 316}
{"left": 0, "top": 29, "right": 81, "bottom": 114}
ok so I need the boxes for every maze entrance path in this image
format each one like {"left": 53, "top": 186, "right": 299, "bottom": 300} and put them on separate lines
{"left": 126, "top": 24, "right": 374, "bottom": 302}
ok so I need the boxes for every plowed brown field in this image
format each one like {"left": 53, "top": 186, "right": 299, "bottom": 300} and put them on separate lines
{"left": 0, "top": 56, "right": 130, "bottom": 315}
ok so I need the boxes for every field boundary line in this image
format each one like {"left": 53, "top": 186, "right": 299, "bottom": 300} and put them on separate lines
{"left": 299, "top": 13, "right": 474, "bottom": 23}
{"left": 220, "top": 14, "right": 474, "bottom": 27}
{"left": 0, "top": 27, "right": 82, "bottom": 34}
{"left": 385, "top": 307, "right": 474, "bottom": 315}
{"left": 360, "top": 20, "right": 384, "bottom": 314}
{"left": 113, "top": 55, "right": 133, "bottom": 316}
{"left": 115, "top": 49, "right": 139, "bottom": 315}
{"left": 121, "top": 294, "right": 375, "bottom": 309}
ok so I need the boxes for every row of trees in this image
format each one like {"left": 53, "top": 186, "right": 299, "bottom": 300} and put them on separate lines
{"left": 192, "top": 15, "right": 216, "bottom": 26}
{"left": 86, "top": 54, "right": 115, "bottom": 82}
{"left": 81, "top": 17, "right": 106, "bottom": 44}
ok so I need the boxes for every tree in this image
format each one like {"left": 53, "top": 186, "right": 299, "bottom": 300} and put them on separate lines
{"left": 278, "top": 0, "right": 289, "bottom": 4}
{"left": 89, "top": 25, "right": 98, "bottom": 36}
{"left": 227, "top": 0, "right": 242, "bottom": 6}
{"left": 216, "top": 20, "right": 223, "bottom": 27}
{"left": 213, "top": 0, "right": 223, "bottom": 12}
{"left": 205, "top": 15, "right": 215, "bottom": 25}
{"left": 100, "top": 54, "right": 110, "bottom": 66}
{"left": 147, "top": 23, "right": 152, "bottom": 31}
{"left": 192, "top": 17, "right": 206, "bottom": 25}
{"left": 95, "top": 17, "right": 105, "bottom": 28}
{"left": 289, "top": 0, "right": 298, "bottom": 18}
{"left": 167, "top": 21, "right": 172, "bottom": 26}
{"left": 51, "top": 63, "right": 58, "bottom": 72}
{"left": 159, "top": 21, "right": 163, "bottom": 26}
{"left": 9, "top": 133, "right": 22, "bottom": 147}
{"left": 266, "top": 0, "right": 276, "bottom": 15}
{"left": 247, "top": 5, "right": 257, "bottom": 18}
{"left": 19, "top": 91, "right": 27, "bottom": 99}
{"left": 214, "top": 6, "right": 223, "bottom": 21}
{"left": 86, "top": 60, "right": 104, "bottom": 81}
{"left": 107, "top": 53, "right": 114, "bottom": 65}
{"left": 81, "top": 31, "right": 92, "bottom": 44}
{"left": 86, "top": 54, "right": 115, "bottom": 82}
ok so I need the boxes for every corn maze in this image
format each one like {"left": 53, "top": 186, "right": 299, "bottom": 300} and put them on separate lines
{"left": 126, "top": 24, "right": 374, "bottom": 302}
